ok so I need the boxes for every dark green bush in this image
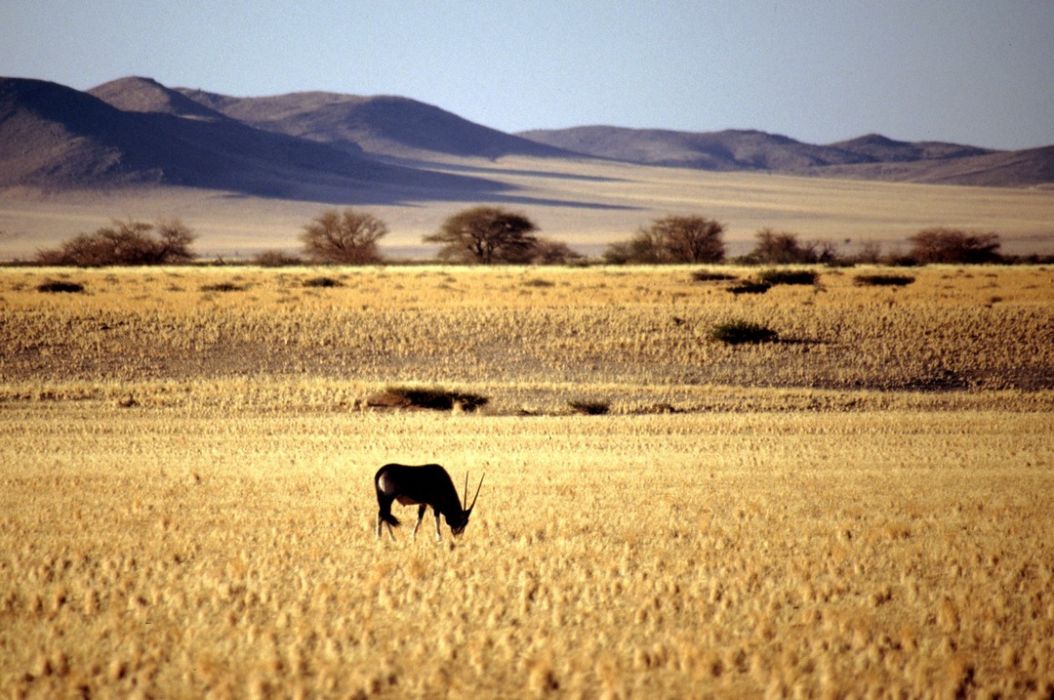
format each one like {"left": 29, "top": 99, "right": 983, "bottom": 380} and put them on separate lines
{"left": 728, "top": 281, "right": 771, "bottom": 295}
{"left": 853, "top": 274, "right": 915, "bottom": 287}
{"left": 200, "top": 282, "right": 246, "bottom": 293}
{"left": 757, "top": 269, "right": 818, "bottom": 286}
{"left": 303, "top": 276, "right": 343, "bottom": 288}
{"left": 711, "top": 320, "right": 779, "bottom": 345}
{"left": 378, "top": 386, "right": 489, "bottom": 412}
{"left": 692, "top": 270, "right": 736, "bottom": 282}
{"left": 36, "top": 280, "right": 85, "bottom": 293}
{"left": 568, "top": 400, "right": 610, "bottom": 415}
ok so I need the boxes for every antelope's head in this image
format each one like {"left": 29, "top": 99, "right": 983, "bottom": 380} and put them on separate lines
{"left": 449, "top": 473, "right": 484, "bottom": 536}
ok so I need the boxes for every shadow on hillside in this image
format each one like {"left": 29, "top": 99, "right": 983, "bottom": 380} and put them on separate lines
{"left": 382, "top": 156, "right": 632, "bottom": 184}
{"left": 223, "top": 166, "right": 639, "bottom": 210}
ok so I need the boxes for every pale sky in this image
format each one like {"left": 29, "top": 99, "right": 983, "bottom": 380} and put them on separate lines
{"left": 2, "top": 0, "right": 1052, "bottom": 150}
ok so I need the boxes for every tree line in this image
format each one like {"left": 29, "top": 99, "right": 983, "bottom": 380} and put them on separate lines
{"left": 28, "top": 205, "right": 1028, "bottom": 267}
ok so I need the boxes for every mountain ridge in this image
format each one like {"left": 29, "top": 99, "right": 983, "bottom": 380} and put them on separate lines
{"left": 2, "top": 75, "right": 1051, "bottom": 194}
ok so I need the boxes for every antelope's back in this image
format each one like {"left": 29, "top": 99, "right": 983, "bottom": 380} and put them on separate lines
{"left": 375, "top": 463, "right": 456, "bottom": 501}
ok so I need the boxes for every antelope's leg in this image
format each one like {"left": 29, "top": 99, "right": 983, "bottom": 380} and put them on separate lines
{"left": 433, "top": 510, "right": 442, "bottom": 542}
{"left": 386, "top": 521, "right": 397, "bottom": 541}
{"left": 413, "top": 505, "right": 427, "bottom": 539}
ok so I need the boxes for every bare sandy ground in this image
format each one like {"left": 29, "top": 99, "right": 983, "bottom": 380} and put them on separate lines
{"left": 2, "top": 156, "right": 1052, "bottom": 259}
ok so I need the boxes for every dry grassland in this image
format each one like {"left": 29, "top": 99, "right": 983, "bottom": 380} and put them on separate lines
{"left": 1, "top": 264, "right": 1053, "bottom": 697}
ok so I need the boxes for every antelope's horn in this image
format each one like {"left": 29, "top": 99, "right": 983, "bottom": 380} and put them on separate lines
{"left": 463, "top": 472, "right": 469, "bottom": 510}
{"left": 468, "top": 473, "right": 485, "bottom": 512}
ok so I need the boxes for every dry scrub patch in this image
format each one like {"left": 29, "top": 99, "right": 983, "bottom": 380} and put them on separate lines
{"left": 0, "top": 407, "right": 1052, "bottom": 697}
{"left": 1, "top": 265, "right": 1052, "bottom": 392}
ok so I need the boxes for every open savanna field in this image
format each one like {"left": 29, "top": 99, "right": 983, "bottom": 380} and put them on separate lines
{"left": 2, "top": 264, "right": 1053, "bottom": 697}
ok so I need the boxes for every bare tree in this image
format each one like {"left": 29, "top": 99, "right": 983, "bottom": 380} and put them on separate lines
{"left": 425, "top": 207, "right": 539, "bottom": 264}
{"left": 604, "top": 215, "right": 725, "bottom": 264}
{"left": 300, "top": 209, "right": 388, "bottom": 264}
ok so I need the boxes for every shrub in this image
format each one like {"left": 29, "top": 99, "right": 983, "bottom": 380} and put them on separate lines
{"left": 710, "top": 320, "right": 779, "bottom": 345}
{"left": 854, "top": 274, "right": 915, "bottom": 287}
{"left": 907, "top": 228, "right": 1001, "bottom": 264}
{"left": 253, "top": 250, "right": 303, "bottom": 267}
{"left": 370, "top": 386, "right": 489, "bottom": 412}
{"left": 303, "top": 276, "right": 343, "bottom": 288}
{"left": 728, "top": 281, "right": 771, "bottom": 295}
{"left": 757, "top": 269, "right": 818, "bottom": 286}
{"left": 36, "top": 280, "right": 85, "bottom": 293}
{"left": 568, "top": 400, "right": 610, "bottom": 415}
{"left": 529, "top": 239, "right": 584, "bottom": 265}
{"left": 301, "top": 209, "right": 387, "bottom": 264}
{"left": 692, "top": 270, "right": 736, "bottom": 282}
{"left": 34, "top": 219, "right": 196, "bottom": 266}
{"left": 200, "top": 282, "right": 246, "bottom": 293}
{"left": 741, "top": 229, "right": 836, "bottom": 264}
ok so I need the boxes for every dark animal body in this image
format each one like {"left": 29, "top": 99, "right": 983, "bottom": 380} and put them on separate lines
{"left": 374, "top": 463, "right": 483, "bottom": 541}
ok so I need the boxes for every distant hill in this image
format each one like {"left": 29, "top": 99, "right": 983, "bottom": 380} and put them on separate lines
{"left": 518, "top": 125, "right": 867, "bottom": 170}
{"left": 89, "top": 76, "right": 231, "bottom": 122}
{"left": 519, "top": 126, "right": 1053, "bottom": 187}
{"left": 1, "top": 76, "right": 504, "bottom": 199}
{"left": 175, "top": 88, "right": 573, "bottom": 160}
{"left": 813, "top": 144, "right": 1054, "bottom": 187}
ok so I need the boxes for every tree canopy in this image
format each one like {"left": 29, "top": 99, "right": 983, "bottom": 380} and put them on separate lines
{"left": 300, "top": 209, "right": 388, "bottom": 264}
{"left": 425, "top": 207, "right": 540, "bottom": 264}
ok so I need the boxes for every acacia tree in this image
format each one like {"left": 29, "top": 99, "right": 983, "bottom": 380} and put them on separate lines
{"left": 907, "top": 228, "right": 1001, "bottom": 264}
{"left": 35, "top": 218, "right": 196, "bottom": 266}
{"left": 300, "top": 209, "right": 388, "bottom": 264}
{"left": 604, "top": 215, "right": 725, "bottom": 264}
{"left": 425, "top": 207, "right": 539, "bottom": 264}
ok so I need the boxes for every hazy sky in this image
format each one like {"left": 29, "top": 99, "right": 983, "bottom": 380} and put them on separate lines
{"left": 3, "top": 0, "right": 1052, "bottom": 150}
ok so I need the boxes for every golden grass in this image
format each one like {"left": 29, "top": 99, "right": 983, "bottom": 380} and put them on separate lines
{"left": 1, "top": 408, "right": 1052, "bottom": 697}
{"left": 1, "top": 263, "right": 1052, "bottom": 696}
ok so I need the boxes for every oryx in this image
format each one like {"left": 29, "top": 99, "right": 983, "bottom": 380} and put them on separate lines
{"left": 374, "top": 463, "right": 484, "bottom": 541}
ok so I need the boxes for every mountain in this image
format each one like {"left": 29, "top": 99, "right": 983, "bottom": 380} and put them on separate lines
{"left": 813, "top": 144, "right": 1054, "bottom": 187}
{"left": 518, "top": 125, "right": 1053, "bottom": 187}
{"left": 829, "top": 133, "right": 992, "bottom": 163}
{"left": 1, "top": 76, "right": 503, "bottom": 199}
{"left": 89, "top": 76, "right": 230, "bottom": 122}
{"left": 518, "top": 125, "right": 867, "bottom": 170}
{"left": 175, "top": 88, "right": 572, "bottom": 160}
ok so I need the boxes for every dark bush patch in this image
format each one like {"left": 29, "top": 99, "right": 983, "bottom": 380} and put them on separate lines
{"left": 302, "top": 276, "right": 343, "bottom": 288}
{"left": 853, "top": 274, "right": 915, "bottom": 287}
{"left": 523, "top": 278, "right": 555, "bottom": 287}
{"left": 36, "top": 280, "right": 85, "bottom": 293}
{"left": 757, "top": 269, "right": 818, "bottom": 286}
{"left": 253, "top": 250, "right": 303, "bottom": 267}
{"left": 200, "top": 282, "right": 246, "bottom": 293}
{"left": 568, "top": 400, "right": 610, "bottom": 415}
{"left": 728, "top": 281, "right": 771, "bottom": 295}
{"left": 369, "top": 386, "right": 489, "bottom": 412}
{"left": 692, "top": 270, "right": 736, "bottom": 282}
{"left": 711, "top": 320, "right": 779, "bottom": 345}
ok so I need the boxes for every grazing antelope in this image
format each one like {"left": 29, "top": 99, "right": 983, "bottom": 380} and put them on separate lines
{"left": 375, "top": 463, "right": 484, "bottom": 541}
